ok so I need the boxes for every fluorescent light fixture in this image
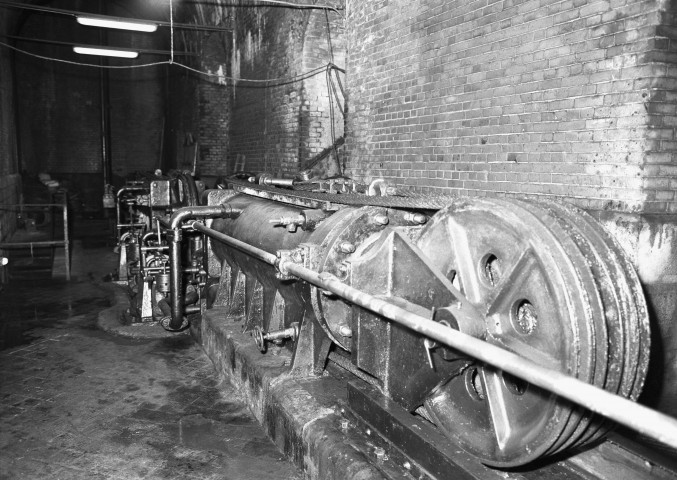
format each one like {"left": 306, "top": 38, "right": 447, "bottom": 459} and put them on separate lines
{"left": 77, "top": 15, "right": 158, "bottom": 32}
{"left": 73, "top": 46, "right": 139, "bottom": 58}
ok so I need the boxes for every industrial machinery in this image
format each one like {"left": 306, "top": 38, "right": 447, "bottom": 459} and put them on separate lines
{"left": 114, "top": 170, "right": 207, "bottom": 326}
{"left": 114, "top": 173, "right": 677, "bottom": 472}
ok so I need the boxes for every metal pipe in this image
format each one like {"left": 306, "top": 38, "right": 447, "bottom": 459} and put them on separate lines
{"left": 141, "top": 246, "right": 168, "bottom": 252}
{"left": 116, "top": 186, "right": 146, "bottom": 239}
{"left": 142, "top": 230, "right": 161, "bottom": 245}
{"left": 165, "top": 205, "right": 240, "bottom": 331}
{"left": 99, "top": 9, "right": 112, "bottom": 191}
{"left": 62, "top": 196, "right": 70, "bottom": 281}
{"left": 193, "top": 223, "right": 677, "bottom": 450}
{"left": 117, "top": 222, "right": 146, "bottom": 228}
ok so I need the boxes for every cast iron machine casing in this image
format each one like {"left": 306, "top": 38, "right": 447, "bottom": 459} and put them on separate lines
{"left": 192, "top": 182, "right": 668, "bottom": 469}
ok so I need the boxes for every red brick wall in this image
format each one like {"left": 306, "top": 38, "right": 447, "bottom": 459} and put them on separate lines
{"left": 345, "top": 0, "right": 677, "bottom": 214}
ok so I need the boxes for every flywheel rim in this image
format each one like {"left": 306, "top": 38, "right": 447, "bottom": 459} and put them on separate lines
{"left": 527, "top": 199, "right": 650, "bottom": 453}
{"left": 418, "top": 198, "right": 603, "bottom": 467}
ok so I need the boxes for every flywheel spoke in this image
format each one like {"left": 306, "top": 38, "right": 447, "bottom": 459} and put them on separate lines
{"left": 485, "top": 248, "right": 537, "bottom": 318}
{"left": 488, "top": 334, "right": 561, "bottom": 372}
{"left": 481, "top": 368, "right": 523, "bottom": 453}
{"left": 447, "top": 219, "right": 482, "bottom": 303}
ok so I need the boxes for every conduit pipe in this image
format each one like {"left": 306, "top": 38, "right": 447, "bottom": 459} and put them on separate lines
{"left": 192, "top": 222, "right": 677, "bottom": 451}
{"left": 163, "top": 205, "right": 241, "bottom": 331}
{"left": 116, "top": 186, "right": 147, "bottom": 239}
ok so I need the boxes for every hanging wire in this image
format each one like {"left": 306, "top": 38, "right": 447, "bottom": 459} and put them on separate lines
{"left": 325, "top": 64, "right": 346, "bottom": 175}
{"left": 169, "top": 0, "right": 174, "bottom": 64}
{"left": 0, "top": 41, "right": 168, "bottom": 69}
{"left": 0, "top": 40, "right": 334, "bottom": 86}
{"left": 324, "top": 10, "right": 334, "bottom": 64}
{"left": 249, "top": 0, "right": 343, "bottom": 17}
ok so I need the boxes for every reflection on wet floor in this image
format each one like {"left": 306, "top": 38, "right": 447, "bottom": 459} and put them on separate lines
{"left": 0, "top": 229, "right": 302, "bottom": 479}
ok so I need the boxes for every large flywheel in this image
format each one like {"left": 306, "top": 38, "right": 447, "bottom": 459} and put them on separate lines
{"left": 413, "top": 198, "right": 650, "bottom": 467}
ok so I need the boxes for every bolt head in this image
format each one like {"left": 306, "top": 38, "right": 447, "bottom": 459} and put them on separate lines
{"left": 338, "top": 325, "right": 352, "bottom": 337}
{"left": 339, "top": 242, "right": 356, "bottom": 254}
{"left": 373, "top": 214, "right": 389, "bottom": 225}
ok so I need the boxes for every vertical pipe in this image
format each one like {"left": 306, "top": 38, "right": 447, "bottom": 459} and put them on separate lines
{"left": 99, "top": 2, "right": 112, "bottom": 191}
{"left": 162, "top": 205, "right": 240, "bottom": 331}
{"left": 167, "top": 227, "right": 184, "bottom": 330}
{"left": 99, "top": 60, "right": 111, "bottom": 187}
{"left": 63, "top": 195, "right": 70, "bottom": 281}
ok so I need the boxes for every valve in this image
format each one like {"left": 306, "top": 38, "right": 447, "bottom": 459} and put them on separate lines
{"left": 270, "top": 215, "right": 305, "bottom": 232}
{"left": 252, "top": 322, "right": 300, "bottom": 353}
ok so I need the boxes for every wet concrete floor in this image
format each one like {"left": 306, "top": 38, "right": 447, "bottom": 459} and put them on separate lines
{"left": 0, "top": 222, "right": 302, "bottom": 479}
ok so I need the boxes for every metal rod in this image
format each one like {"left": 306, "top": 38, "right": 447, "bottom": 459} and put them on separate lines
{"left": 281, "top": 261, "right": 677, "bottom": 451}
{"left": 63, "top": 196, "right": 70, "bottom": 281}
{"left": 0, "top": 241, "right": 67, "bottom": 248}
{"left": 141, "top": 246, "right": 169, "bottom": 252}
{"left": 0, "top": 203, "right": 66, "bottom": 208}
{"left": 190, "top": 222, "right": 278, "bottom": 265}
{"left": 197, "top": 223, "right": 677, "bottom": 449}
{"left": 117, "top": 223, "right": 147, "bottom": 228}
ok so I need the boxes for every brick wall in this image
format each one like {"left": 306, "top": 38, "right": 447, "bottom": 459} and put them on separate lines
{"left": 197, "top": 80, "right": 230, "bottom": 176}
{"left": 176, "top": 1, "right": 346, "bottom": 177}
{"left": 345, "top": 0, "right": 677, "bottom": 214}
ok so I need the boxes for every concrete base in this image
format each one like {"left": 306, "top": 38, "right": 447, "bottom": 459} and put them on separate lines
{"left": 97, "top": 283, "right": 190, "bottom": 340}
{"left": 192, "top": 307, "right": 392, "bottom": 480}
{"left": 192, "top": 307, "right": 677, "bottom": 480}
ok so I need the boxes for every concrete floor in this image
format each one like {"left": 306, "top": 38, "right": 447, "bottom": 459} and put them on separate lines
{"left": 0, "top": 221, "right": 302, "bottom": 479}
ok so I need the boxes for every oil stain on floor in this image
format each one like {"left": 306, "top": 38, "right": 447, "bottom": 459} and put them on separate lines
{"left": 0, "top": 240, "right": 302, "bottom": 480}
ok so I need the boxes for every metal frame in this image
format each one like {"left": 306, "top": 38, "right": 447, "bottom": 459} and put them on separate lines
{"left": 0, "top": 197, "right": 70, "bottom": 280}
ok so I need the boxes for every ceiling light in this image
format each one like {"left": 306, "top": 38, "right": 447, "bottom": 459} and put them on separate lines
{"left": 76, "top": 15, "right": 158, "bottom": 32}
{"left": 73, "top": 46, "right": 139, "bottom": 58}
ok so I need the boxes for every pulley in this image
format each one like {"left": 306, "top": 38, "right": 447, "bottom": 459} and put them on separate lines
{"left": 413, "top": 198, "right": 649, "bottom": 467}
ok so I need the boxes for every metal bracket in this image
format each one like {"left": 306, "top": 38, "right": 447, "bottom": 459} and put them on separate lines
{"left": 276, "top": 243, "right": 322, "bottom": 280}
{"left": 275, "top": 248, "right": 303, "bottom": 280}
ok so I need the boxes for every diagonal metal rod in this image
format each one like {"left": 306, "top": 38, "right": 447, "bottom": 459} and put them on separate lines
{"left": 193, "top": 222, "right": 677, "bottom": 451}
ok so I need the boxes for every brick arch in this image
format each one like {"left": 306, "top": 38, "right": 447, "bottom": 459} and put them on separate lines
{"left": 298, "top": 9, "right": 346, "bottom": 174}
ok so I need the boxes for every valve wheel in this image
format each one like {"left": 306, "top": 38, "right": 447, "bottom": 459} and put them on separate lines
{"left": 415, "top": 198, "right": 648, "bottom": 467}
{"left": 252, "top": 326, "right": 267, "bottom": 353}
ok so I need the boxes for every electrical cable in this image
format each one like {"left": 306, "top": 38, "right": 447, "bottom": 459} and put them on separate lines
{"left": 324, "top": 10, "right": 334, "bottom": 64}
{"left": 326, "top": 65, "right": 343, "bottom": 175}
{"left": 248, "top": 0, "right": 343, "bottom": 17}
{"left": 0, "top": 40, "right": 335, "bottom": 85}
{"left": 0, "top": 40, "right": 168, "bottom": 69}
{"left": 0, "top": 0, "right": 233, "bottom": 32}
{"left": 328, "top": 70, "right": 344, "bottom": 116}
{"left": 169, "top": 0, "right": 174, "bottom": 64}
{"left": 332, "top": 64, "right": 345, "bottom": 97}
